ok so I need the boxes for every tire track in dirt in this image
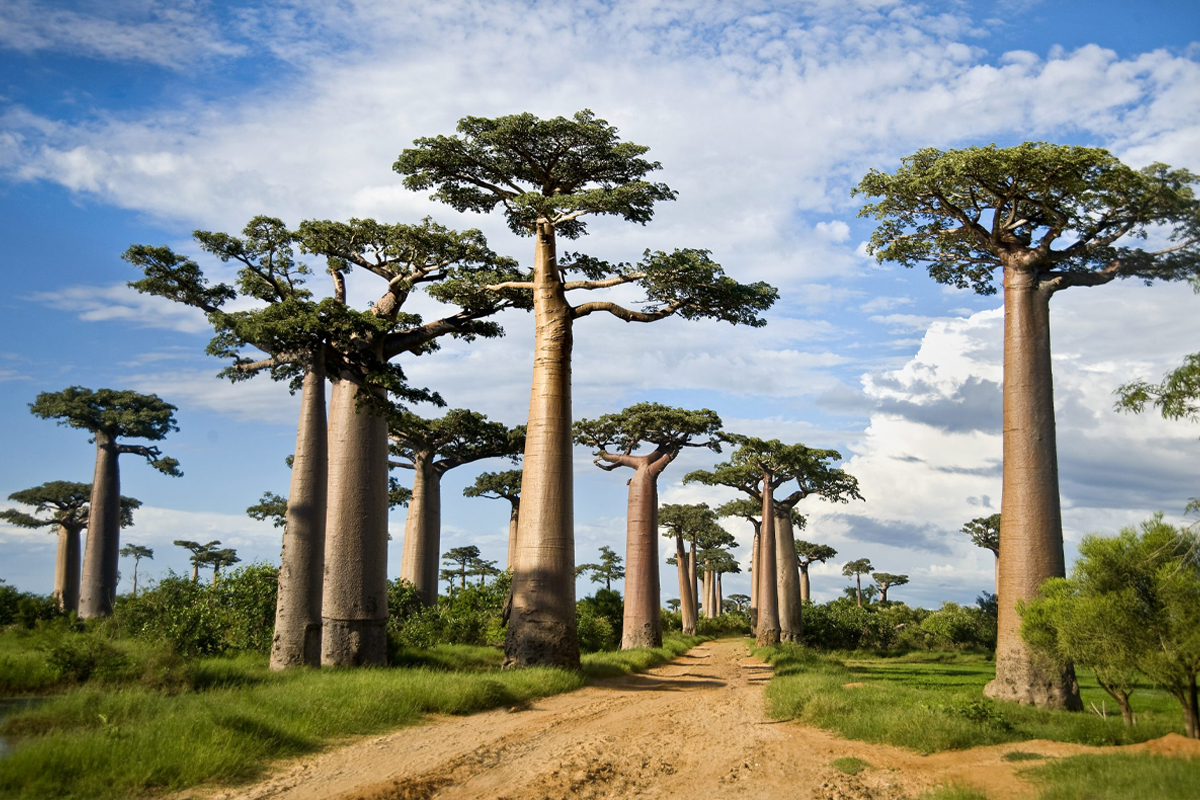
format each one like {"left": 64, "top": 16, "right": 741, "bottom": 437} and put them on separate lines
{"left": 195, "top": 640, "right": 1200, "bottom": 800}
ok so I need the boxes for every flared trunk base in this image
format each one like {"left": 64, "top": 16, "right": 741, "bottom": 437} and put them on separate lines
{"left": 321, "top": 618, "right": 387, "bottom": 667}
{"left": 755, "top": 628, "right": 780, "bottom": 647}
{"left": 504, "top": 610, "right": 580, "bottom": 669}
{"left": 271, "top": 623, "right": 322, "bottom": 669}
{"left": 984, "top": 649, "right": 1082, "bottom": 710}
{"left": 622, "top": 624, "right": 662, "bottom": 650}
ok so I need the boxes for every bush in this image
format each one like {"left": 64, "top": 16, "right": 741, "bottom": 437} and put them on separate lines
{"left": 387, "top": 575, "right": 509, "bottom": 651}
{"left": 576, "top": 609, "right": 617, "bottom": 653}
{"left": 0, "top": 581, "right": 64, "bottom": 630}
{"left": 921, "top": 602, "right": 995, "bottom": 649}
{"left": 696, "top": 610, "right": 750, "bottom": 637}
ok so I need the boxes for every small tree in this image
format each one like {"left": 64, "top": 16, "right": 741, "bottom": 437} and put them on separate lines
{"left": 659, "top": 503, "right": 721, "bottom": 635}
{"left": 31, "top": 387, "right": 181, "bottom": 618}
{"left": 574, "top": 402, "right": 721, "bottom": 648}
{"left": 871, "top": 572, "right": 909, "bottom": 604}
{"left": 2, "top": 481, "right": 139, "bottom": 612}
{"left": 207, "top": 548, "right": 241, "bottom": 585}
{"left": 247, "top": 492, "right": 289, "bottom": 528}
{"left": 390, "top": 410, "right": 523, "bottom": 605}
{"left": 842, "top": 559, "right": 874, "bottom": 607}
{"left": 119, "top": 544, "right": 154, "bottom": 598}
{"left": 175, "top": 539, "right": 221, "bottom": 583}
{"left": 468, "top": 557, "right": 502, "bottom": 587}
{"left": 577, "top": 545, "right": 625, "bottom": 591}
{"left": 795, "top": 540, "right": 837, "bottom": 604}
{"left": 856, "top": 143, "right": 1199, "bottom": 709}
{"left": 463, "top": 470, "right": 522, "bottom": 569}
{"left": 728, "top": 593, "right": 750, "bottom": 613}
{"left": 963, "top": 513, "right": 1002, "bottom": 590}
{"left": 398, "top": 110, "right": 777, "bottom": 668}
{"left": 442, "top": 546, "right": 482, "bottom": 591}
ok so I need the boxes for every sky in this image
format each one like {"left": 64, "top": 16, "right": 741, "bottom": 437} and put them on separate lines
{"left": 0, "top": 0, "right": 1197, "bottom": 610}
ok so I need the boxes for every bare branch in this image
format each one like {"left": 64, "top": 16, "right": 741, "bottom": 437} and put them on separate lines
{"left": 571, "top": 300, "right": 683, "bottom": 322}
{"left": 562, "top": 273, "right": 645, "bottom": 291}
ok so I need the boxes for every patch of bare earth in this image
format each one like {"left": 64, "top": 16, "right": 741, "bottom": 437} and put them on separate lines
{"left": 186, "top": 640, "right": 1200, "bottom": 800}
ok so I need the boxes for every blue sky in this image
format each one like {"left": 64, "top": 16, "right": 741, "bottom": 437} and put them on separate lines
{"left": 1, "top": 0, "right": 1198, "bottom": 609}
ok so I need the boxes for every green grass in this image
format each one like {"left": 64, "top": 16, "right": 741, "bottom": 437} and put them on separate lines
{"left": 1024, "top": 753, "right": 1200, "bottom": 800}
{"left": 830, "top": 756, "right": 869, "bottom": 775}
{"left": 1002, "top": 750, "right": 1048, "bottom": 762}
{"left": 760, "top": 644, "right": 1184, "bottom": 753}
{"left": 580, "top": 635, "right": 705, "bottom": 679}
{"left": 0, "top": 635, "right": 704, "bottom": 800}
{"left": 0, "top": 633, "right": 56, "bottom": 695}
{"left": 913, "top": 785, "right": 991, "bottom": 800}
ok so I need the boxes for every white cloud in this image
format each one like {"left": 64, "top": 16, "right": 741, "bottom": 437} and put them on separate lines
{"left": 26, "top": 283, "right": 210, "bottom": 334}
{"left": 124, "top": 368, "right": 300, "bottom": 425}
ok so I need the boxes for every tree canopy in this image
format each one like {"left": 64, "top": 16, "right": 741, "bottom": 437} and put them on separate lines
{"left": 795, "top": 540, "right": 837, "bottom": 567}
{"left": 963, "top": 514, "right": 1001, "bottom": 556}
{"left": 577, "top": 545, "right": 625, "bottom": 590}
{"left": 854, "top": 143, "right": 1200, "bottom": 294}
{"left": 388, "top": 409, "right": 524, "bottom": 473}
{"left": 463, "top": 469, "right": 522, "bottom": 502}
{"left": 2, "top": 481, "right": 139, "bottom": 530}
{"left": 30, "top": 388, "right": 181, "bottom": 475}
{"left": 574, "top": 403, "right": 722, "bottom": 465}
{"left": 842, "top": 558, "right": 874, "bottom": 578}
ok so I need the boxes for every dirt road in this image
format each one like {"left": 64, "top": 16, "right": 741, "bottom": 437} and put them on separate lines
{"left": 199, "top": 639, "right": 1199, "bottom": 800}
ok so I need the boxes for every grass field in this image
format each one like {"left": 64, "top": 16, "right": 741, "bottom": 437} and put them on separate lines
{"left": 761, "top": 644, "right": 1185, "bottom": 753}
{"left": 0, "top": 635, "right": 704, "bottom": 800}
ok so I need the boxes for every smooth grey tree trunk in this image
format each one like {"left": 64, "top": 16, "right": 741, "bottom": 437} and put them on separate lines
{"left": 621, "top": 466, "right": 662, "bottom": 649}
{"left": 775, "top": 508, "right": 803, "bottom": 642}
{"left": 755, "top": 480, "right": 780, "bottom": 646}
{"left": 400, "top": 454, "right": 442, "bottom": 606}
{"left": 271, "top": 360, "right": 328, "bottom": 670}
{"left": 80, "top": 434, "right": 121, "bottom": 618}
{"left": 985, "top": 268, "right": 1081, "bottom": 710}
{"left": 674, "top": 533, "right": 697, "bottom": 635}
{"left": 55, "top": 523, "right": 82, "bottom": 613}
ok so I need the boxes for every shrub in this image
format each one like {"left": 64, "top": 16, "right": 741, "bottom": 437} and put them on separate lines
{"left": 386, "top": 575, "right": 509, "bottom": 651}
{"left": 0, "top": 581, "right": 63, "bottom": 630}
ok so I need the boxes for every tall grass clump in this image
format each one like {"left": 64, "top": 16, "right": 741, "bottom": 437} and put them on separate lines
{"left": 1024, "top": 753, "right": 1200, "bottom": 800}
{"left": 581, "top": 634, "right": 705, "bottom": 679}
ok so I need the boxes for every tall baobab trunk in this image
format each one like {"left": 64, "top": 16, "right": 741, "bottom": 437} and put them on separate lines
{"left": 775, "top": 508, "right": 803, "bottom": 642}
{"left": 271, "top": 358, "right": 328, "bottom": 670}
{"left": 673, "top": 532, "right": 697, "bottom": 635}
{"left": 621, "top": 465, "right": 662, "bottom": 649}
{"left": 855, "top": 573, "right": 863, "bottom": 607}
{"left": 703, "top": 568, "right": 716, "bottom": 619}
{"left": 321, "top": 373, "right": 390, "bottom": 667}
{"left": 506, "top": 220, "right": 579, "bottom": 668}
{"left": 985, "top": 268, "right": 1081, "bottom": 710}
{"left": 54, "top": 523, "right": 82, "bottom": 613}
{"left": 688, "top": 544, "right": 698, "bottom": 617}
{"left": 799, "top": 563, "right": 811, "bottom": 604}
{"left": 400, "top": 453, "right": 442, "bottom": 606}
{"left": 505, "top": 499, "right": 520, "bottom": 570}
{"left": 749, "top": 529, "right": 759, "bottom": 631}
{"left": 80, "top": 433, "right": 121, "bottom": 618}
{"left": 716, "top": 572, "right": 723, "bottom": 615}
{"left": 755, "top": 476, "right": 780, "bottom": 646}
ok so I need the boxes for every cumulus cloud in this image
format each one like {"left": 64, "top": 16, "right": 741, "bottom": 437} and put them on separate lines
{"left": 26, "top": 283, "right": 210, "bottom": 334}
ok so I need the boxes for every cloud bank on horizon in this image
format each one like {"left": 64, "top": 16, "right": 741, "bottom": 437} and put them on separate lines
{"left": 0, "top": 0, "right": 1196, "bottom": 608}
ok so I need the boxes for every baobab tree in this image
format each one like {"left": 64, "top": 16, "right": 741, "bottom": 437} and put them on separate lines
{"left": 703, "top": 549, "right": 741, "bottom": 619}
{"left": 390, "top": 409, "right": 523, "bottom": 605}
{"left": 660, "top": 503, "right": 720, "bottom": 635}
{"left": 727, "top": 593, "right": 750, "bottom": 613}
{"left": 795, "top": 540, "right": 838, "bottom": 604}
{"left": 119, "top": 544, "right": 153, "bottom": 597}
{"left": 2, "top": 481, "right": 139, "bottom": 612}
{"left": 842, "top": 558, "right": 874, "bottom": 607}
{"left": 716, "top": 498, "right": 805, "bottom": 630}
{"left": 397, "top": 110, "right": 777, "bottom": 668}
{"left": 31, "top": 388, "right": 180, "bottom": 618}
{"left": 872, "top": 572, "right": 909, "bottom": 603}
{"left": 963, "top": 513, "right": 1001, "bottom": 590}
{"left": 442, "top": 546, "right": 482, "bottom": 591}
{"left": 688, "top": 437, "right": 861, "bottom": 645}
{"left": 574, "top": 402, "right": 722, "bottom": 648}
{"left": 206, "top": 548, "right": 240, "bottom": 585}
{"left": 856, "top": 143, "right": 1200, "bottom": 708}
{"left": 463, "top": 470, "right": 522, "bottom": 569}
{"left": 297, "top": 217, "right": 527, "bottom": 666}
{"left": 577, "top": 545, "right": 625, "bottom": 592}
{"left": 469, "top": 557, "right": 502, "bottom": 587}
{"left": 175, "top": 540, "right": 220, "bottom": 583}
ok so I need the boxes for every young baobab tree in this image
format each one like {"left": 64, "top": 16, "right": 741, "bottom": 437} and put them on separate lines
{"left": 469, "top": 557, "right": 502, "bottom": 587}
{"left": 871, "top": 572, "right": 908, "bottom": 604}
{"left": 795, "top": 540, "right": 838, "bottom": 604}
{"left": 119, "top": 544, "right": 153, "bottom": 597}
{"left": 31, "top": 388, "right": 181, "bottom": 618}
{"left": 463, "top": 470, "right": 523, "bottom": 569}
{"left": 688, "top": 437, "right": 862, "bottom": 645}
{"left": 704, "top": 549, "right": 741, "bottom": 618}
{"left": 856, "top": 143, "right": 1200, "bottom": 709}
{"left": 206, "top": 548, "right": 240, "bottom": 585}
{"left": 175, "top": 539, "right": 220, "bottom": 583}
{"left": 695, "top": 526, "right": 738, "bottom": 619}
{"left": 963, "top": 513, "right": 1002, "bottom": 590}
{"left": 659, "top": 503, "right": 720, "bottom": 635}
{"left": 666, "top": 598, "right": 680, "bottom": 613}
{"left": 389, "top": 410, "right": 523, "bottom": 605}
{"left": 574, "top": 403, "right": 722, "bottom": 648}
{"left": 577, "top": 545, "right": 625, "bottom": 592}
{"left": 398, "top": 110, "right": 776, "bottom": 668}
{"left": 297, "top": 217, "right": 527, "bottom": 667}
{"left": 842, "top": 558, "right": 874, "bottom": 607}
{"left": 727, "top": 593, "right": 750, "bottom": 613}
{"left": 2, "top": 482, "right": 139, "bottom": 612}
{"left": 442, "top": 546, "right": 482, "bottom": 591}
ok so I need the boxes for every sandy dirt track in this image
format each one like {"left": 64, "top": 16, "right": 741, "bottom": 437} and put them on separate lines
{"left": 195, "top": 639, "right": 1200, "bottom": 800}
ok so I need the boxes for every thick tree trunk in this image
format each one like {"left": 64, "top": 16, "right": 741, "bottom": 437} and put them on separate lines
{"left": 755, "top": 477, "right": 780, "bottom": 646}
{"left": 985, "top": 268, "right": 1082, "bottom": 710}
{"left": 321, "top": 375, "right": 390, "bottom": 667}
{"left": 621, "top": 465, "right": 661, "bottom": 649}
{"left": 400, "top": 454, "right": 442, "bottom": 606}
{"left": 674, "top": 533, "right": 697, "bottom": 635}
{"left": 856, "top": 574, "right": 862, "bottom": 607}
{"left": 775, "top": 508, "right": 803, "bottom": 642}
{"left": 80, "top": 434, "right": 121, "bottom": 618}
{"left": 1114, "top": 690, "right": 1134, "bottom": 727}
{"left": 191, "top": 563, "right": 199, "bottom": 583}
{"left": 749, "top": 530, "right": 759, "bottom": 632}
{"left": 799, "top": 564, "right": 810, "bottom": 604}
{"left": 880, "top": 586, "right": 890, "bottom": 603}
{"left": 716, "top": 572, "right": 722, "bottom": 615}
{"left": 54, "top": 523, "right": 82, "bottom": 613}
{"left": 505, "top": 220, "right": 579, "bottom": 669}
{"left": 506, "top": 500, "right": 520, "bottom": 571}
{"left": 1185, "top": 677, "right": 1200, "bottom": 739}
{"left": 271, "top": 360, "right": 328, "bottom": 670}
{"left": 704, "top": 568, "right": 716, "bottom": 619}
{"left": 688, "top": 544, "right": 697, "bottom": 616}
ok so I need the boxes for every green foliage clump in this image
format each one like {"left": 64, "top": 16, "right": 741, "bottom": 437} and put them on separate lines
{"left": 0, "top": 582, "right": 62, "bottom": 630}
{"left": 695, "top": 610, "right": 751, "bottom": 637}
{"left": 386, "top": 574, "right": 509, "bottom": 650}
{"left": 1023, "top": 753, "right": 1200, "bottom": 800}
{"left": 110, "top": 565, "right": 279, "bottom": 658}
{"left": 830, "top": 756, "right": 870, "bottom": 775}
{"left": 576, "top": 588, "right": 624, "bottom": 652}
